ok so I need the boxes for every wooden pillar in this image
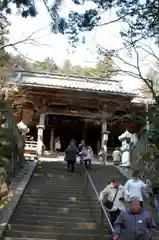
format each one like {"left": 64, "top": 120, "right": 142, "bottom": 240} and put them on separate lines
{"left": 101, "top": 119, "right": 110, "bottom": 161}
{"left": 82, "top": 121, "right": 87, "bottom": 141}
{"left": 101, "top": 120, "right": 107, "bottom": 147}
{"left": 36, "top": 113, "right": 45, "bottom": 156}
{"left": 50, "top": 128, "right": 54, "bottom": 152}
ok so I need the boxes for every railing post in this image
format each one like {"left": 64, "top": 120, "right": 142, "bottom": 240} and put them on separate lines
{"left": 84, "top": 166, "right": 88, "bottom": 193}
{"left": 83, "top": 165, "right": 114, "bottom": 238}
{"left": 100, "top": 208, "right": 104, "bottom": 239}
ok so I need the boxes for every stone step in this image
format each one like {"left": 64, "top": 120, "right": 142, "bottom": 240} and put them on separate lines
{"left": 10, "top": 213, "right": 97, "bottom": 222}
{"left": 18, "top": 198, "right": 95, "bottom": 206}
{"left": 24, "top": 188, "right": 86, "bottom": 193}
{"left": 9, "top": 219, "right": 101, "bottom": 228}
{"left": 15, "top": 201, "right": 93, "bottom": 208}
{"left": 13, "top": 208, "right": 95, "bottom": 217}
{"left": 15, "top": 205, "right": 95, "bottom": 213}
{"left": 26, "top": 184, "right": 86, "bottom": 190}
{"left": 21, "top": 194, "right": 89, "bottom": 200}
{"left": 7, "top": 224, "right": 99, "bottom": 235}
{"left": 16, "top": 202, "right": 99, "bottom": 210}
{"left": 4, "top": 235, "right": 108, "bottom": 240}
{"left": 5, "top": 230, "right": 101, "bottom": 239}
{"left": 4, "top": 162, "right": 116, "bottom": 240}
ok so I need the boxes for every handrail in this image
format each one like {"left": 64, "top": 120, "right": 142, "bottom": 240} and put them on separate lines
{"left": 84, "top": 166, "right": 114, "bottom": 233}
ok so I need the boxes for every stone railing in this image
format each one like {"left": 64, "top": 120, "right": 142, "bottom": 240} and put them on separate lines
{"left": 0, "top": 100, "right": 25, "bottom": 185}
{"left": 130, "top": 128, "right": 148, "bottom": 162}
{"left": 130, "top": 128, "right": 157, "bottom": 178}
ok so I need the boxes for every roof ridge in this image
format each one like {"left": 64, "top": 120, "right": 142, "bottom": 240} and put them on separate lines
{"left": 10, "top": 70, "right": 135, "bottom": 97}
{"left": 11, "top": 70, "right": 120, "bottom": 84}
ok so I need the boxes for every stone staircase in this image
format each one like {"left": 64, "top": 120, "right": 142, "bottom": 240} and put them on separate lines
{"left": 3, "top": 161, "right": 159, "bottom": 240}
{"left": 3, "top": 162, "right": 112, "bottom": 240}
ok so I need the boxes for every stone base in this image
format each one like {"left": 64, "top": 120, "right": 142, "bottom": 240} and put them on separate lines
{"left": 113, "top": 161, "right": 120, "bottom": 165}
{"left": 120, "top": 162, "right": 130, "bottom": 167}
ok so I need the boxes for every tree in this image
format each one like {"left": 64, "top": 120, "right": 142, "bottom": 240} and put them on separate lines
{"left": 140, "top": 68, "right": 159, "bottom": 98}
{"left": 30, "top": 55, "right": 114, "bottom": 78}
{"left": 97, "top": 43, "right": 159, "bottom": 99}
{"left": 93, "top": 56, "right": 114, "bottom": 78}
{"left": 0, "top": 14, "right": 10, "bottom": 85}
{"left": 52, "top": 0, "right": 159, "bottom": 45}
{"left": 33, "top": 57, "right": 59, "bottom": 72}
{"left": 98, "top": 42, "right": 159, "bottom": 182}
{"left": 61, "top": 56, "right": 114, "bottom": 78}
{"left": 9, "top": 55, "right": 32, "bottom": 70}
{"left": 1, "top": 0, "right": 159, "bottom": 45}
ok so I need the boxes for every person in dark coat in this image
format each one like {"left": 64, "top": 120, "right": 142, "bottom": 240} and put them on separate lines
{"left": 151, "top": 181, "right": 159, "bottom": 223}
{"left": 65, "top": 142, "right": 78, "bottom": 172}
{"left": 113, "top": 197, "right": 156, "bottom": 240}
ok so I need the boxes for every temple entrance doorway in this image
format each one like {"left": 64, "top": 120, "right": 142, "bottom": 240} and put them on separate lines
{"left": 54, "top": 116, "right": 83, "bottom": 151}
{"left": 43, "top": 114, "right": 101, "bottom": 153}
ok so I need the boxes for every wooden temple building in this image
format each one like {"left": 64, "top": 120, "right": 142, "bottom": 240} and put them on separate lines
{"left": 9, "top": 70, "right": 144, "bottom": 155}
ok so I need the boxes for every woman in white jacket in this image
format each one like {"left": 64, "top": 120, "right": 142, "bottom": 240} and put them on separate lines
{"left": 99, "top": 178, "right": 125, "bottom": 226}
{"left": 81, "top": 145, "right": 93, "bottom": 169}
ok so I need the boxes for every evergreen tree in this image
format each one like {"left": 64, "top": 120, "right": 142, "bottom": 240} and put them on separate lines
{"left": 1, "top": 0, "right": 159, "bottom": 45}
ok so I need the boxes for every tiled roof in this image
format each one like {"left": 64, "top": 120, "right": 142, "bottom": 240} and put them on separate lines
{"left": 10, "top": 71, "right": 134, "bottom": 96}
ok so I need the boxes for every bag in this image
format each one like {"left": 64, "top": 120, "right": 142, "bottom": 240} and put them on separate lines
{"left": 76, "top": 156, "right": 80, "bottom": 164}
{"left": 104, "top": 188, "right": 119, "bottom": 209}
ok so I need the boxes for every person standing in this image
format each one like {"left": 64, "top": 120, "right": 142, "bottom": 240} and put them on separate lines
{"left": 78, "top": 140, "right": 85, "bottom": 152}
{"left": 78, "top": 140, "right": 85, "bottom": 164}
{"left": 98, "top": 147, "right": 105, "bottom": 163}
{"left": 112, "top": 147, "right": 121, "bottom": 165}
{"left": 99, "top": 178, "right": 125, "bottom": 226}
{"left": 113, "top": 197, "right": 155, "bottom": 240}
{"left": 81, "top": 145, "right": 93, "bottom": 169}
{"left": 124, "top": 170, "right": 149, "bottom": 207}
{"left": 55, "top": 137, "right": 61, "bottom": 156}
{"left": 151, "top": 181, "right": 159, "bottom": 223}
{"left": 87, "top": 145, "right": 93, "bottom": 168}
{"left": 65, "top": 142, "right": 78, "bottom": 172}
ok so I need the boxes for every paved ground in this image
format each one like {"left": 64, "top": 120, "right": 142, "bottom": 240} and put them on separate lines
{"left": 39, "top": 155, "right": 114, "bottom": 165}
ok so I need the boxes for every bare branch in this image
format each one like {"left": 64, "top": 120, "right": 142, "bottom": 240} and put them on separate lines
{"left": 98, "top": 41, "right": 159, "bottom": 99}
{"left": 0, "top": 25, "right": 50, "bottom": 51}
{"left": 12, "top": 46, "right": 35, "bottom": 62}
{"left": 96, "top": 14, "right": 127, "bottom": 27}
{"left": 138, "top": 45, "right": 159, "bottom": 63}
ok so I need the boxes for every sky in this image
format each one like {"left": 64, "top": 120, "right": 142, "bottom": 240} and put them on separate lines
{"left": 5, "top": 0, "right": 159, "bottom": 93}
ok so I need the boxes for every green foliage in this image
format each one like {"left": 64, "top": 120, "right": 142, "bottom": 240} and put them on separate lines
{"left": 56, "top": 0, "right": 159, "bottom": 44}
{"left": 0, "top": 0, "right": 37, "bottom": 17}
{"left": 32, "top": 56, "right": 114, "bottom": 78}
{"left": 1, "top": 0, "right": 159, "bottom": 44}
{"left": 33, "top": 58, "right": 59, "bottom": 72}
{"left": 148, "top": 105, "right": 159, "bottom": 149}
{"left": 62, "top": 60, "right": 72, "bottom": 74}
{"left": 0, "top": 113, "right": 12, "bottom": 171}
